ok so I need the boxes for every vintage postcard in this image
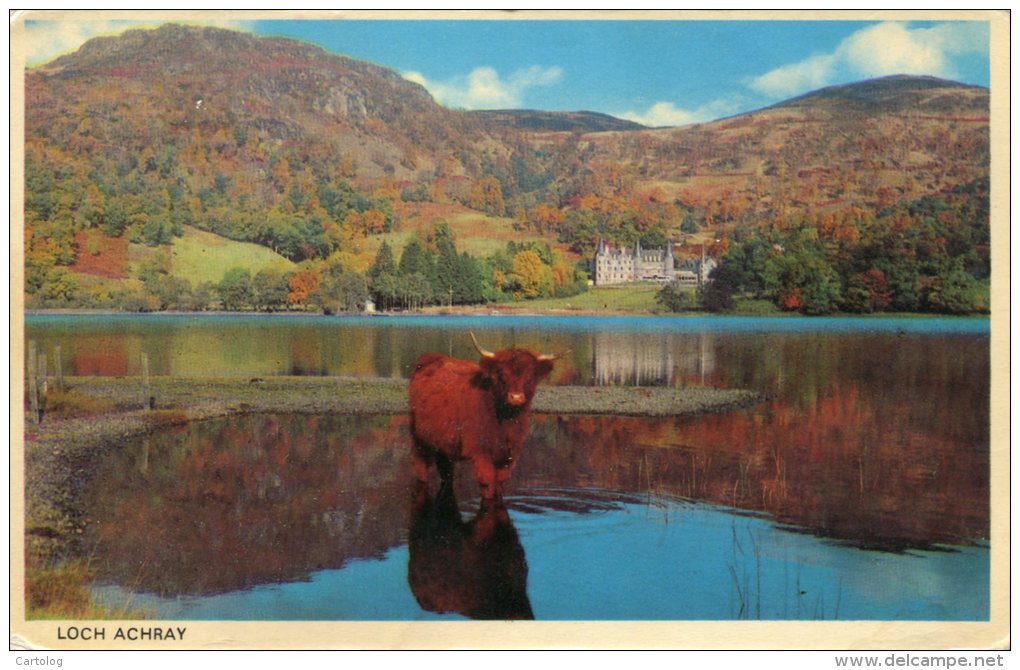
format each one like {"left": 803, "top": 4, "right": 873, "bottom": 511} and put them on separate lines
{"left": 10, "top": 9, "right": 1009, "bottom": 652}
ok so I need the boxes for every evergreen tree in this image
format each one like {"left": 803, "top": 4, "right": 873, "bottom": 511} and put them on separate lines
{"left": 371, "top": 272, "right": 401, "bottom": 311}
{"left": 456, "top": 252, "right": 486, "bottom": 304}
{"left": 402, "top": 272, "right": 434, "bottom": 310}
{"left": 432, "top": 222, "right": 461, "bottom": 304}
{"left": 398, "top": 238, "right": 435, "bottom": 282}
{"left": 369, "top": 240, "right": 396, "bottom": 281}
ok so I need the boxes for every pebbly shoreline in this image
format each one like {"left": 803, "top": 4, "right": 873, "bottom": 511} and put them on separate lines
{"left": 22, "top": 375, "right": 765, "bottom": 562}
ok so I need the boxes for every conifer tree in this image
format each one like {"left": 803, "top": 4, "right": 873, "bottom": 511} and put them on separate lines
{"left": 369, "top": 240, "right": 396, "bottom": 281}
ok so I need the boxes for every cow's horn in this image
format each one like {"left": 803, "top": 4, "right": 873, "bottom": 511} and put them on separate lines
{"left": 538, "top": 350, "right": 570, "bottom": 362}
{"left": 470, "top": 332, "right": 496, "bottom": 358}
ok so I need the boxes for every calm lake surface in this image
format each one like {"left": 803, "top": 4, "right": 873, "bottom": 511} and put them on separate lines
{"left": 26, "top": 314, "right": 990, "bottom": 620}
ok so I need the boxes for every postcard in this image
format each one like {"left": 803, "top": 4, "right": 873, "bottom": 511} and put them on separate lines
{"left": 10, "top": 9, "right": 1009, "bottom": 652}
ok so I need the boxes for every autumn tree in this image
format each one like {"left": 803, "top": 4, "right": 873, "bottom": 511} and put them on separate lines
{"left": 467, "top": 176, "right": 506, "bottom": 216}
{"left": 510, "top": 249, "right": 552, "bottom": 299}
{"left": 841, "top": 268, "right": 892, "bottom": 313}
{"left": 361, "top": 208, "right": 388, "bottom": 234}
{"left": 287, "top": 268, "right": 322, "bottom": 308}
{"left": 37, "top": 268, "right": 79, "bottom": 306}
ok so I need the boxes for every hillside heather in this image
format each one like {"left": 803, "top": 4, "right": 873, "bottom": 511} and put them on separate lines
{"left": 24, "top": 24, "right": 990, "bottom": 314}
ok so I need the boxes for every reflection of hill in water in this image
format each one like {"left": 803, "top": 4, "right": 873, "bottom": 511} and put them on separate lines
{"left": 85, "top": 414, "right": 416, "bottom": 596}
{"left": 94, "top": 325, "right": 722, "bottom": 387}
{"left": 83, "top": 365, "right": 988, "bottom": 598}
{"left": 29, "top": 315, "right": 989, "bottom": 397}
{"left": 518, "top": 387, "right": 988, "bottom": 552}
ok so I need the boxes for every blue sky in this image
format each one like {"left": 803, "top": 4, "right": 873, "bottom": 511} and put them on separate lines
{"left": 22, "top": 16, "right": 991, "bottom": 125}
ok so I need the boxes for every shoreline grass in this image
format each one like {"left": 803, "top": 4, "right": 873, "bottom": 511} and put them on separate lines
{"left": 26, "top": 560, "right": 151, "bottom": 620}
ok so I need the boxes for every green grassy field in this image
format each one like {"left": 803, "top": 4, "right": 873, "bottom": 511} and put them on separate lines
{"left": 375, "top": 202, "right": 563, "bottom": 256}
{"left": 444, "top": 211, "right": 550, "bottom": 256}
{"left": 170, "top": 226, "right": 296, "bottom": 285}
{"left": 518, "top": 285, "right": 667, "bottom": 312}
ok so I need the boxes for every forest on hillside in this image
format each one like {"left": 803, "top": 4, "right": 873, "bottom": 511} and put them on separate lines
{"left": 22, "top": 25, "right": 992, "bottom": 316}
{"left": 671, "top": 179, "right": 991, "bottom": 315}
{"left": 22, "top": 124, "right": 992, "bottom": 315}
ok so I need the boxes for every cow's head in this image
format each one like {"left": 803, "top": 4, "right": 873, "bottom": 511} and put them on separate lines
{"left": 471, "top": 332, "right": 568, "bottom": 412}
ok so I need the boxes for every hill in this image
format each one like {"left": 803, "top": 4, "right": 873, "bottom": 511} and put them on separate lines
{"left": 768, "top": 74, "right": 990, "bottom": 114}
{"left": 469, "top": 109, "right": 646, "bottom": 132}
{"left": 22, "top": 24, "right": 990, "bottom": 313}
{"left": 32, "top": 23, "right": 479, "bottom": 179}
{"left": 574, "top": 74, "right": 988, "bottom": 240}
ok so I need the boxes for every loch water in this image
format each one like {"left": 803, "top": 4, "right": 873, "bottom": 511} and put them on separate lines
{"left": 26, "top": 314, "right": 991, "bottom": 620}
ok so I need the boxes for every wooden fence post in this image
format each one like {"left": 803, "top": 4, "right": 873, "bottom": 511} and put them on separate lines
{"left": 141, "top": 353, "right": 154, "bottom": 410}
{"left": 53, "top": 345, "right": 64, "bottom": 392}
{"left": 37, "top": 352, "right": 48, "bottom": 420}
{"left": 27, "top": 340, "right": 39, "bottom": 423}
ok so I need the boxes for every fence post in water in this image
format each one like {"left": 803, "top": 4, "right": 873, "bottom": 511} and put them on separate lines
{"left": 141, "top": 353, "right": 154, "bottom": 410}
{"left": 53, "top": 345, "right": 64, "bottom": 393}
{"left": 27, "top": 340, "right": 39, "bottom": 423}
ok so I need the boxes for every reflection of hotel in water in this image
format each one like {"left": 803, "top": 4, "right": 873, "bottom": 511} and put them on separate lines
{"left": 592, "top": 332, "right": 716, "bottom": 386}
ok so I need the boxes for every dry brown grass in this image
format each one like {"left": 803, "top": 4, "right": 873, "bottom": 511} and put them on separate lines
{"left": 42, "top": 389, "right": 116, "bottom": 419}
{"left": 26, "top": 561, "right": 99, "bottom": 619}
{"left": 25, "top": 560, "right": 149, "bottom": 620}
{"left": 141, "top": 409, "right": 190, "bottom": 427}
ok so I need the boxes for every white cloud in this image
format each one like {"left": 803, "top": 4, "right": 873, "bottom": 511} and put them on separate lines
{"left": 22, "top": 19, "right": 255, "bottom": 67}
{"left": 617, "top": 102, "right": 700, "bottom": 127}
{"left": 839, "top": 22, "right": 951, "bottom": 79}
{"left": 617, "top": 96, "right": 742, "bottom": 128}
{"left": 403, "top": 65, "right": 563, "bottom": 110}
{"left": 749, "top": 21, "right": 988, "bottom": 99}
{"left": 748, "top": 53, "right": 837, "bottom": 100}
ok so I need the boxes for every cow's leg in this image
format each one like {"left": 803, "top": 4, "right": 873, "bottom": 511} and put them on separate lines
{"left": 435, "top": 452, "right": 454, "bottom": 483}
{"left": 472, "top": 457, "right": 499, "bottom": 500}
{"left": 411, "top": 477, "right": 429, "bottom": 507}
{"left": 411, "top": 437, "right": 433, "bottom": 482}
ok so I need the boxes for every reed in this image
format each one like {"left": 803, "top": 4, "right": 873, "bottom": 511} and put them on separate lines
{"left": 25, "top": 560, "right": 149, "bottom": 620}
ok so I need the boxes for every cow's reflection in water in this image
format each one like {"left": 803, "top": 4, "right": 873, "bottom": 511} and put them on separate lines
{"left": 407, "top": 483, "right": 534, "bottom": 620}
